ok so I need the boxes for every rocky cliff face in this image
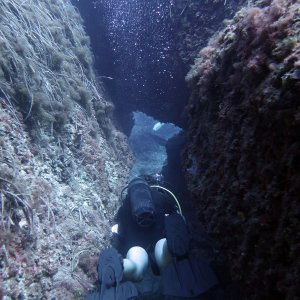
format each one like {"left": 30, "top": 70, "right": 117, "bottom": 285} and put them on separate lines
{"left": 183, "top": 0, "right": 300, "bottom": 298}
{"left": 0, "top": 0, "right": 132, "bottom": 298}
{"left": 173, "top": 0, "right": 247, "bottom": 66}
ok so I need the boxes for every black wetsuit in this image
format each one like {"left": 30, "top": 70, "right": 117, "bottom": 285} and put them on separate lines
{"left": 115, "top": 188, "right": 176, "bottom": 257}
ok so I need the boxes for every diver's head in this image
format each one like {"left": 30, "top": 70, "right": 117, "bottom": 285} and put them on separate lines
{"left": 128, "top": 178, "right": 155, "bottom": 228}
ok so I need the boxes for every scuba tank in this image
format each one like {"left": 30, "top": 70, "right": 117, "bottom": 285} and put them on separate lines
{"left": 127, "top": 178, "right": 155, "bottom": 228}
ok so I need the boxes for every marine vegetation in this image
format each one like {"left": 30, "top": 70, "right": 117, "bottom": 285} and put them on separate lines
{"left": 172, "top": 0, "right": 247, "bottom": 65}
{"left": 184, "top": 0, "right": 300, "bottom": 298}
{"left": 0, "top": 0, "right": 132, "bottom": 298}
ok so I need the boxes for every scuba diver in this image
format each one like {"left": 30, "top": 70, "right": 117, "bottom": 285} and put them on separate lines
{"left": 85, "top": 177, "right": 220, "bottom": 300}
{"left": 113, "top": 177, "right": 177, "bottom": 258}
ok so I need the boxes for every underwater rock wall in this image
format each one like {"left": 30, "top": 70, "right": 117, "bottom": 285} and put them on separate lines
{"left": 173, "top": 0, "right": 246, "bottom": 66}
{"left": 0, "top": 0, "right": 132, "bottom": 298}
{"left": 183, "top": 0, "right": 300, "bottom": 298}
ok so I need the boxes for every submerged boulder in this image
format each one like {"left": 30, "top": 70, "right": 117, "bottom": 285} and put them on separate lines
{"left": 184, "top": 0, "right": 300, "bottom": 298}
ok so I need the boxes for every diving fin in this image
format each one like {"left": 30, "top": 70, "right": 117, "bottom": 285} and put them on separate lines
{"left": 162, "top": 256, "right": 219, "bottom": 298}
{"left": 100, "top": 282, "right": 138, "bottom": 300}
{"left": 84, "top": 291, "right": 101, "bottom": 300}
{"left": 86, "top": 248, "right": 138, "bottom": 300}
{"left": 85, "top": 282, "right": 138, "bottom": 300}
{"left": 98, "top": 247, "right": 123, "bottom": 288}
{"left": 165, "top": 213, "right": 189, "bottom": 257}
{"left": 117, "top": 282, "right": 139, "bottom": 300}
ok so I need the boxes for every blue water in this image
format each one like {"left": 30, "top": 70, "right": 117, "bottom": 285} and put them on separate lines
{"left": 129, "top": 111, "right": 182, "bottom": 178}
{"left": 72, "top": 0, "right": 190, "bottom": 216}
{"left": 72, "top": 0, "right": 189, "bottom": 134}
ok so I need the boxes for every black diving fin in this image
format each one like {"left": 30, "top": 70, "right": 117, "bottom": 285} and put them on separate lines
{"left": 85, "top": 281, "right": 138, "bottom": 300}
{"left": 162, "top": 214, "right": 219, "bottom": 298}
{"left": 162, "top": 255, "right": 219, "bottom": 298}
{"left": 98, "top": 248, "right": 123, "bottom": 288}
{"left": 100, "top": 281, "right": 138, "bottom": 300}
{"left": 85, "top": 247, "right": 138, "bottom": 300}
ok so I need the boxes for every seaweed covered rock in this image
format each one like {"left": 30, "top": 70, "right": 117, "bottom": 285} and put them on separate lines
{"left": 184, "top": 0, "right": 300, "bottom": 298}
{"left": 0, "top": 0, "right": 132, "bottom": 298}
{"left": 172, "top": 0, "right": 247, "bottom": 66}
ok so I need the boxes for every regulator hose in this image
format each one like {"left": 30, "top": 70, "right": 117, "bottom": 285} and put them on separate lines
{"left": 150, "top": 185, "right": 183, "bottom": 216}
